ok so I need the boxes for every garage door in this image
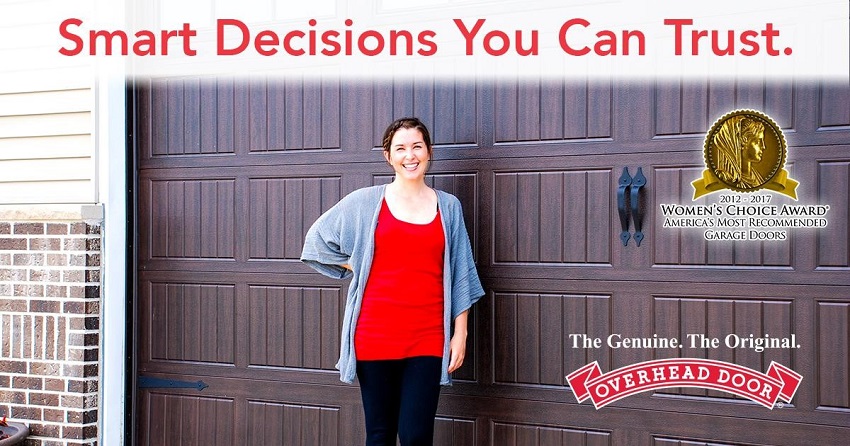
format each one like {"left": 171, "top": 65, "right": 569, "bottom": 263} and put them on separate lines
{"left": 133, "top": 75, "right": 850, "bottom": 445}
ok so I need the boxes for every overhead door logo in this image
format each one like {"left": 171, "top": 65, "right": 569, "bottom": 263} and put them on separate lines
{"left": 566, "top": 358, "right": 802, "bottom": 409}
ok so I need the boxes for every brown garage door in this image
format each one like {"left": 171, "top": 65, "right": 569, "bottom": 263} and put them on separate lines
{"left": 133, "top": 76, "right": 850, "bottom": 445}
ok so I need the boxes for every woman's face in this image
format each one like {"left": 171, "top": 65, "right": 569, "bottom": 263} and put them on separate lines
{"left": 743, "top": 130, "right": 765, "bottom": 164}
{"left": 384, "top": 127, "right": 430, "bottom": 182}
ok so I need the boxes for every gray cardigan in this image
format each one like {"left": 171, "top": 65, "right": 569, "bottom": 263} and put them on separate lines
{"left": 300, "top": 184, "right": 485, "bottom": 385}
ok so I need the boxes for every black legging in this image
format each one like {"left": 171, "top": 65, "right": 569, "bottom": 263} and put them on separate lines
{"left": 356, "top": 356, "right": 443, "bottom": 446}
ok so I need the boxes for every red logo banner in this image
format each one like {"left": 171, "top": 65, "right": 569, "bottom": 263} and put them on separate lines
{"left": 566, "top": 358, "right": 802, "bottom": 409}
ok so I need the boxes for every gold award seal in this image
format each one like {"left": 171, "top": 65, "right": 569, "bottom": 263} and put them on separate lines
{"left": 692, "top": 109, "right": 798, "bottom": 200}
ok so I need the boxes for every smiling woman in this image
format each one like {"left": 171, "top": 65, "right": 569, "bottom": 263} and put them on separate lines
{"left": 301, "top": 117, "right": 484, "bottom": 446}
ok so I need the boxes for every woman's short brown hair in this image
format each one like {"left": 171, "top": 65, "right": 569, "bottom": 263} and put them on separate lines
{"left": 381, "top": 117, "right": 433, "bottom": 155}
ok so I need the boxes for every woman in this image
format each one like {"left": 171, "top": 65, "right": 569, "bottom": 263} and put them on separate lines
{"left": 301, "top": 117, "right": 484, "bottom": 445}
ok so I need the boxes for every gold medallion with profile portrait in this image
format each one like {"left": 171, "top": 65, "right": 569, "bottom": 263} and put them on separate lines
{"left": 692, "top": 109, "right": 798, "bottom": 200}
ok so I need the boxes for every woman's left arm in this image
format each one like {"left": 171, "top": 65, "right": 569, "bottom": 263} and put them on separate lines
{"left": 448, "top": 309, "right": 469, "bottom": 373}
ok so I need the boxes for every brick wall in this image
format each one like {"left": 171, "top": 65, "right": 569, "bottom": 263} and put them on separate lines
{"left": 0, "top": 221, "right": 101, "bottom": 446}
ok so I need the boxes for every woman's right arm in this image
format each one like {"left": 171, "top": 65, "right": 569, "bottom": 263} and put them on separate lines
{"left": 300, "top": 201, "right": 353, "bottom": 279}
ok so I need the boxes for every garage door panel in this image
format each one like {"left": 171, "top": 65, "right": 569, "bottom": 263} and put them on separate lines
{"left": 247, "top": 285, "right": 342, "bottom": 371}
{"left": 434, "top": 416, "right": 477, "bottom": 445}
{"left": 139, "top": 392, "right": 237, "bottom": 446}
{"left": 142, "top": 174, "right": 343, "bottom": 265}
{"left": 246, "top": 400, "right": 340, "bottom": 445}
{"left": 241, "top": 78, "right": 343, "bottom": 153}
{"left": 652, "top": 436, "right": 765, "bottom": 446}
{"left": 654, "top": 80, "right": 710, "bottom": 137}
{"left": 143, "top": 178, "right": 238, "bottom": 260}
{"left": 816, "top": 300, "right": 850, "bottom": 410}
{"left": 818, "top": 82, "right": 850, "bottom": 130}
{"left": 302, "top": 77, "right": 339, "bottom": 151}
{"left": 493, "top": 291, "right": 612, "bottom": 386}
{"left": 148, "top": 78, "right": 241, "bottom": 157}
{"left": 145, "top": 282, "right": 237, "bottom": 365}
{"left": 654, "top": 78, "right": 795, "bottom": 140}
{"left": 492, "top": 421, "right": 611, "bottom": 446}
{"left": 651, "top": 426, "right": 847, "bottom": 446}
{"left": 493, "top": 169, "right": 612, "bottom": 265}
{"left": 149, "top": 77, "right": 351, "bottom": 158}
{"left": 817, "top": 160, "right": 849, "bottom": 269}
{"left": 495, "top": 77, "right": 612, "bottom": 143}
{"left": 137, "top": 380, "right": 363, "bottom": 445}
{"left": 442, "top": 393, "right": 850, "bottom": 445}
{"left": 653, "top": 164, "right": 710, "bottom": 266}
{"left": 792, "top": 82, "right": 850, "bottom": 146}
{"left": 247, "top": 176, "right": 341, "bottom": 261}
{"left": 156, "top": 78, "right": 340, "bottom": 156}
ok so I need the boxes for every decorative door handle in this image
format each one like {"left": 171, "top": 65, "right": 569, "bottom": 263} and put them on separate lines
{"left": 630, "top": 167, "right": 646, "bottom": 246}
{"left": 617, "top": 167, "right": 633, "bottom": 246}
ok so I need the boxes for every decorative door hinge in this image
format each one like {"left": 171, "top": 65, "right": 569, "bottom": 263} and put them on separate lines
{"left": 138, "top": 376, "right": 209, "bottom": 391}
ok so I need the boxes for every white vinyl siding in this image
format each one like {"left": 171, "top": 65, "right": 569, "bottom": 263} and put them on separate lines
{"left": 0, "top": 90, "right": 94, "bottom": 205}
{"left": 0, "top": 0, "right": 96, "bottom": 206}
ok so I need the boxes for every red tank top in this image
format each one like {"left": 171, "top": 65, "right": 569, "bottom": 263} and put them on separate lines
{"left": 355, "top": 199, "right": 445, "bottom": 360}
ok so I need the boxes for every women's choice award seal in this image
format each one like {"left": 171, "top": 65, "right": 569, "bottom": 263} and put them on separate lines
{"left": 692, "top": 110, "right": 798, "bottom": 200}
